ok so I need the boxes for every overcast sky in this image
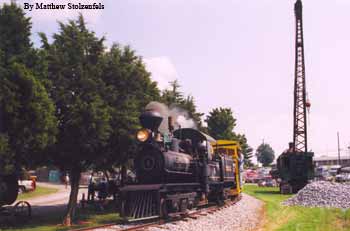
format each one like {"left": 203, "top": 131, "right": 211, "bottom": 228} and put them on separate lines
{"left": 2, "top": 0, "right": 350, "bottom": 159}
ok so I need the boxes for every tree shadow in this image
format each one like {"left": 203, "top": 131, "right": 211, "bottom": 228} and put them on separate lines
{"left": 0, "top": 202, "right": 120, "bottom": 231}
{"left": 253, "top": 190, "right": 281, "bottom": 195}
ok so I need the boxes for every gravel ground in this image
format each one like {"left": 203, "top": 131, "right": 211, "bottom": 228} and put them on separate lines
{"left": 147, "top": 193, "right": 264, "bottom": 231}
{"left": 92, "top": 193, "right": 264, "bottom": 231}
{"left": 283, "top": 181, "right": 350, "bottom": 209}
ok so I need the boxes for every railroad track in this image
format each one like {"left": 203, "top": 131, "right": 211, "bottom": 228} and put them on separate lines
{"left": 72, "top": 196, "right": 241, "bottom": 231}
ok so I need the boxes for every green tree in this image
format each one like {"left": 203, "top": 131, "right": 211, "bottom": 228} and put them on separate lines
{"left": 205, "top": 107, "right": 253, "bottom": 166}
{"left": 0, "top": 2, "right": 31, "bottom": 64}
{"left": 161, "top": 80, "right": 184, "bottom": 105}
{"left": 41, "top": 15, "right": 112, "bottom": 225}
{"left": 256, "top": 143, "right": 275, "bottom": 167}
{"left": 161, "top": 80, "right": 204, "bottom": 129}
{"left": 233, "top": 134, "right": 254, "bottom": 167}
{"left": 181, "top": 95, "right": 204, "bottom": 130}
{"left": 0, "top": 3, "right": 57, "bottom": 175}
{"left": 205, "top": 108, "right": 236, "bottom": 140}
{"left": 97, "top": 44, "right": 160, "bottom": 169}
{"left": 42, "top": 15, "right": 160, "bottom": 225}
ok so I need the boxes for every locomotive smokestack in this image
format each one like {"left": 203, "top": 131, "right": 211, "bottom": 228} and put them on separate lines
{"left": 139, "top": 110, "right": 163, "bottom": 132}
{"left": 168, "top": 116, "right": 174, "bottom": 133}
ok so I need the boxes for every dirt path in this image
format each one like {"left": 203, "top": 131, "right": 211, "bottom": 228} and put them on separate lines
{"left": 18, "top": 182, "right": 88, "bottom": 216}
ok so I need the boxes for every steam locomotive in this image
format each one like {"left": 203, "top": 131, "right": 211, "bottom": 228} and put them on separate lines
{"left": 119, "top": 110, "right": 243, "bottom": 220}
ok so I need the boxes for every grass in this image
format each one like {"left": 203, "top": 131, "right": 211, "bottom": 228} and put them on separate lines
{"left": 244, "top": 184, "right": 350, "bottom": 231}
{"left": 17, "top": 186, "right": 59, "bottom": 201}
{"left": 0, "top": 202, "right": 121, "bottom": 231}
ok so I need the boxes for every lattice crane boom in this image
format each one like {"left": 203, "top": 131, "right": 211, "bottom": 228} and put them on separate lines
{"left": 293, "top": 0, "right": 308, "bottom": 153}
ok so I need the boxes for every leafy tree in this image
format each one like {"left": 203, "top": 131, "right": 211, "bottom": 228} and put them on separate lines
{"left": 256, "top": 143, "right": 275, "bottom": 167}
{"left": 205, "top": 107, "right": 253, "bottom": 166}
{"left": 161, "top": 80, "right": 204, "bottom": 129}
{"left": 41, "top": 15, "right": 112, "bottom": 225}
{"left": 233, "top": 134, "right": 254, "bottom": 167}
{"left": 181, "top": 95, "right": 204, "bottom": 130}
{"left": 0, "top": 3, "right": 31, "bottom": 64}
{"left": 161, "top": 80, "right": 183, "bottom": 105}
{"left": 206, "top": 108, "right": 236, "bottom": 140}
{"left": 0, "top": 3, "right": 57, "bottom": 175}
{"left": 97, "top": 44, "right": 160, "bottom": 169}
{"left": 42, "top": 15, "right": 160, "bottom": 225}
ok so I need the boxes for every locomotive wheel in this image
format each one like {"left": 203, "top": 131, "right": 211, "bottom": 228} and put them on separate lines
{"left": 188, "top": 201, "right": 193, "bottom": 210}
{"left": 159, "top": 198, "right": 168, "bottom": 219}
{"left": 216, "top": 192, "right": 225, "bottom": 206}
{"left": 13, "top": 201, "right": 31, "bottom": 220}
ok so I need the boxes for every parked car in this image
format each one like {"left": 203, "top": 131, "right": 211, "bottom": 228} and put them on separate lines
{"left": 244, "top": 169, "right": 259, "bottom": 183}
{"left": 329, "top": 165, "right": 341, "bottom": 176}
{"left": 18, "top": 179, "right": 35, "bottom": 193}
{"left": 265, "top": 179, "right": 277, "bottom": 187}
{"left": 257, "top": 179, "right": 266, "bottom": 187}
{"left": 258, "top": 178, "right": 277, "bottom": 187}
{"left": 335, "top": 174, "right": 350, "bottom": 183}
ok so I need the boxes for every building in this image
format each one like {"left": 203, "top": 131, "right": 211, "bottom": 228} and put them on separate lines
{"left": 314, "top": 156, "right": 350, "bottom": 167}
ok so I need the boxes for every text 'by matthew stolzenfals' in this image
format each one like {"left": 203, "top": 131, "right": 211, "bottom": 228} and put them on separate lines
{"left": 23, "top": 2, "right": 104, "bottom": 11}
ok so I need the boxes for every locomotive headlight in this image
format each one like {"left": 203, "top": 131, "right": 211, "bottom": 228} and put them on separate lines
{"left": 137, "top": 129, "right": 150, "bottom": 142}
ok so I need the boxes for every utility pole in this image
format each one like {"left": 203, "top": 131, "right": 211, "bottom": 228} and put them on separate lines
{"left": 337, "top": 132, "right": 341, "bottom": 166}
{"left": 348, "top": 144, "right": 350, "bottom": 166}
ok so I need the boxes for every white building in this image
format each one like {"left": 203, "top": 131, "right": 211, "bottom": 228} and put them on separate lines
{"left": 314, "top": 156, "right": 350, "bottom": 167}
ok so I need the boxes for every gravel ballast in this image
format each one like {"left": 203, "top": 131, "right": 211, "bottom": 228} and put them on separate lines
{"left": 283, "top": 181, "right": 350, "bottom": 209}
{"left": 147, "top": 193, "right": 264, "bottom": 231}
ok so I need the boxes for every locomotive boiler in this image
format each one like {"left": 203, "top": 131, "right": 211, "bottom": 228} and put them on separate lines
{"left": 119, "top": 110, "right": 243, "bottom": 220}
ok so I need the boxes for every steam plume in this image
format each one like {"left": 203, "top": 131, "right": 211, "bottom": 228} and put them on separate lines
{"left": 145, "top": 101, "right": 197, "bottom": 133}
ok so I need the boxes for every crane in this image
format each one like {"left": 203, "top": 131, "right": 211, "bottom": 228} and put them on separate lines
{"left": 274, "top": 0, "right": 314, "bottom": 194}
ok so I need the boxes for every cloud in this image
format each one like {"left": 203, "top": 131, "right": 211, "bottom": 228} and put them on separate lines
{"left": 143, "top": 56, "right": 179, "bottom": 90}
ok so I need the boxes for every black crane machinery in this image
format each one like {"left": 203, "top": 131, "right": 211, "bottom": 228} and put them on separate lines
{"left": 273, "top": 0, "right": 314, "bottom": 194}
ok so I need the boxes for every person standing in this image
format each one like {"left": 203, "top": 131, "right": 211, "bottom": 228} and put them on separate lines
{"left": 65, "top": 173, "right": 69, "bottom": 189}
{"left": 88, "top": 173, "right": 96, "bottom": 201}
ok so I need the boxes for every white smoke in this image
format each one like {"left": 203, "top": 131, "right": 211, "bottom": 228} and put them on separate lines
{"left": 145, "top": 101, "right": 197, "bottom": 133}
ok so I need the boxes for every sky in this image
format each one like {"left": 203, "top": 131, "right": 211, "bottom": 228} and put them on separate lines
{"left": 2, "top": 0, "right": 350, "bottom": 160}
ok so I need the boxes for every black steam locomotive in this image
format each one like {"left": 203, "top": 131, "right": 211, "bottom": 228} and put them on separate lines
{"left": 119, "top": 110, "right": 243, "bottom": 220}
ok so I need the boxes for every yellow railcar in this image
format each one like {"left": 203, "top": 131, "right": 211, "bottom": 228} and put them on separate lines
{"left": 212, "top": 140, "right": 243, "bottom": 197}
